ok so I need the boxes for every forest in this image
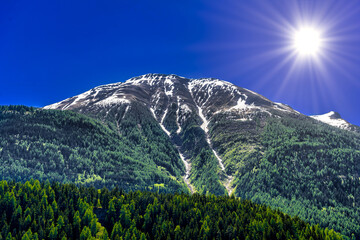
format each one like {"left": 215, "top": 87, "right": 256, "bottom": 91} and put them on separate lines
{"left": 0, "top": 180, "right": 344, "bottom": 240}
{"left": 0, "top": 105, "right": 187, "bottom": 193}
{"left": 210, "top": 113, "right": 360, "bottom": 238}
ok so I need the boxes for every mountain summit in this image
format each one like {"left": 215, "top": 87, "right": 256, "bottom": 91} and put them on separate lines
{"left": 44, "top": 73, "right": 298, "bottom": 116}
{"left": 44, "top": 73, "right": 357, "bottom": 132}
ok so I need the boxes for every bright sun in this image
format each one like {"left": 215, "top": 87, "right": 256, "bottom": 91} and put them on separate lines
{"left": 293, "top": 27, "right": 322, "bottom": 56}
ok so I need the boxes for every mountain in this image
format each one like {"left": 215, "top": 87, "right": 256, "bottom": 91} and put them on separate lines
{"left": 311, "top": 111, "right": 360, "bottom": 132}
{"left": 1, "top": 73, "right": 360, "bottom": 238}
{"left": 44, "top": 73, "right": 303, "bottom": 195}
{"left": 41, "top": 73, "right": 360, "bottom": 237}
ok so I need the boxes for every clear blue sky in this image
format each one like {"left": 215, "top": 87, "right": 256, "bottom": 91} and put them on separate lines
{"left": 1, "top": 0, "right": 360, "bottom": 125}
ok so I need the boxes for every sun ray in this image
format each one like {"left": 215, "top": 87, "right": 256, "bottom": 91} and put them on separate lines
{"left": 199, "top": 0, "right": 360, "bottom": 115}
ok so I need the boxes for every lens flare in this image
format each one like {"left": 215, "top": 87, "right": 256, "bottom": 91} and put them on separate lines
{"left": 293, "top": 28, "right": 322, "bottom": 56}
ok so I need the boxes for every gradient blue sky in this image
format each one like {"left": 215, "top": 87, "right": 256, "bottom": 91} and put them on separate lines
{"left": 1, "top": 0, "right": 360, "bottom": 125}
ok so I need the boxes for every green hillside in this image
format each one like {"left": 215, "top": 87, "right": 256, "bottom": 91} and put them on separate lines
{"left": 92, "top": 102, "right": 227, "bottom": 196}
{"left": 210, "top": 113, "right": 360, "bottom": 238}
{"left": 0, "top": 105, "right": 187, "bottom": 193}
{"left": 1, "top": 105, "right": 359, "bottom": 238}
{"left": 164, "top": 104, "right": 227, "bottom": 195}
{"left": 0, "top": 180, "right": 343, "bottom": 239}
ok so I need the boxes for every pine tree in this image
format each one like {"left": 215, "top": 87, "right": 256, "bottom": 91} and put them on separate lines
{"left": 80, "top": 226, "right": 92, "bottom": 240}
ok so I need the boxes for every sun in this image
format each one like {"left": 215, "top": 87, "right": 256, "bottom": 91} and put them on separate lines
{"left": 293, "top": 27, "right": 322, "bottom": 56}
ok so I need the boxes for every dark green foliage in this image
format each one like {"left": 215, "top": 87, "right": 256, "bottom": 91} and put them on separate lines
{"left": 0, "top": 180, "right": 108, "bottom": 239}
{"left": 163, "top": 102, "right": 179, "bottom": 134}
{"left": 0, "top": 180, "right": 343, "bottom": 240}
{"left": 0, "top": 104, "right": 227, "bottom": 195}
{"left": 210, "top": 114, "right": 360, "bottom": 238}
{"left": 0, "top": 105, "right": 187, "bottom": 193}
{"left": 180, "top": 112, "right": 226, "bottom": 195}
{"left": 100, "top": 100, "right": 228, "bottom": 196}
{"left": 100, "top": 102, "right": 226, "bottom": 196}
{"left": 111, "top": 103, "right": 186, "bottom": 179}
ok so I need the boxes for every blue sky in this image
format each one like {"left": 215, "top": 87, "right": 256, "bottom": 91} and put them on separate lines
{"left": 1, "top": 0, "right": 360, "bottom": 125}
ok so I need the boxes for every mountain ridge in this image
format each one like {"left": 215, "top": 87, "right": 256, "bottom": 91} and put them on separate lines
{"left": 44, "top": 73, "right": 298, "bottom": 116}
{"left": 44, "top": 73, "right": 358, "bottom": 131}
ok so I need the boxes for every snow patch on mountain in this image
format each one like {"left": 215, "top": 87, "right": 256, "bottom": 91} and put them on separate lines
{"left": 194, "top": 104, "right": 234, "bottom": 194}
{"left": 176, "top": 97, "right": 182, "bottom": 134}
{"left": 180, "top": 104, "right": 191, "bottom": 114}
{"left": 65, "top": 91, "right": 90, "bottom": 109}
{"left": 95, "top": 95, "right": 130, "bottom": 107}
{"left": 274, "top": 102, "right": 300, "bottom": 114}
{"left": 230, "top": 97, "right": 249, "bottom": 111}
{"left": 43, "top": 101, "right": 63, "bottom": 110}
{"left": 197, "top": 105, "right": 225, "bottom": 171}
{"left": 188, "top": 78, "right": 244, "bottom": 107}
{"left": 311, "top": 111, "right": 351, "bottom": 130}
{"left": 177, "top": 149, "right": 194, "bottom": 193}
{"left": 122, "top": 105, "right": 130, "bottom": 120}
{"left": 188, "top": 82, "right": 228, "bottom": 174}
{"left": 197, "top": 106, "right": 209, "bottom": 134}
{"left": 164, "top": 78, "right": 175, "bottom": 98}
{"left": 178, "top": 104, "right": 192, "bottom": 123}
{"left": 160, "top": 109, "right": 171, "bottom": 136}
{"left": 188, "top": 78, "right": 277, "bottom": 122}
{"left": 125, "top": 73, "right": 185, "bottom": 88}
{"left": 44, "top": 90, "right": 92, "bottom": 110}
{"left": 150, "top": 108, "right": 170, "bottom": 136}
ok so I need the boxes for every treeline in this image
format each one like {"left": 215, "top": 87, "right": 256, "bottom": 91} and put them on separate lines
{"left": 0, "top": 105, "right": 187, "bottom": 193}
{"left": 0, "top": 180, "right": 343, "bottom": 239}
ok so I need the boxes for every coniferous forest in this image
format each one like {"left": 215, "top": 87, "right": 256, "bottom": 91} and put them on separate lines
{"left": 0, "top": 180, "right": 343, "bottom": 240}
{"left": 210, "top": 113, "right": 360, "bottom": 238}
{"left": 0, "top": 105, "right": 187, "bottom": 192}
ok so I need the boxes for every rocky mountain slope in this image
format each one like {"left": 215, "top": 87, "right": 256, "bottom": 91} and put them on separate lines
{"left": 44, "top": 73, "right": 303, "bottom": 195}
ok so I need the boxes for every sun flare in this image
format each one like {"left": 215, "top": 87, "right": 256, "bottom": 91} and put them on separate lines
{"left": 293, "top": 27, "right": 322, "bottom": 56}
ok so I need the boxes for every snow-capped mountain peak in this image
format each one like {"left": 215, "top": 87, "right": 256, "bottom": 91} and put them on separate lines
{"left": 310, "top": 111, "right": 355, "bottom": 131}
